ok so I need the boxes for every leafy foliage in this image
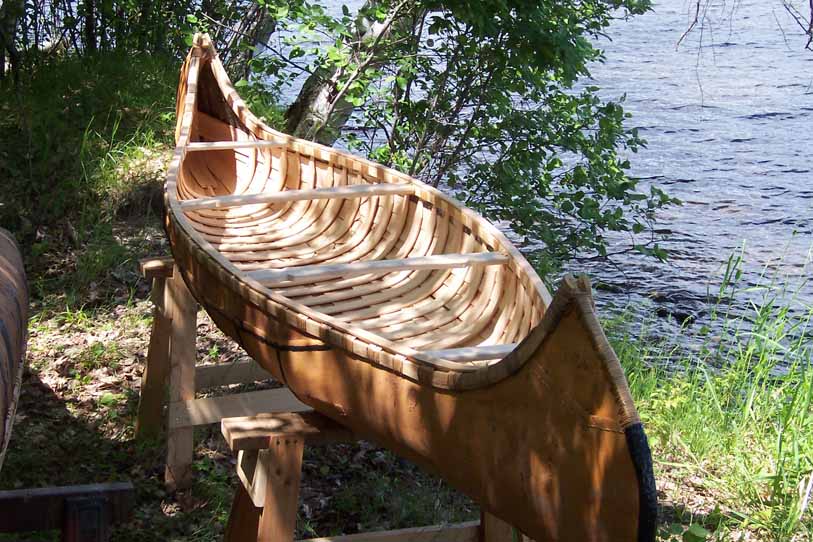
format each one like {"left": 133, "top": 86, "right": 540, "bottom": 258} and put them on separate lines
{"left": 3, "top": 0, "right": 680, "bottom": 276}
{"left": 251, "top": 0, "right": 676, "bottom": 275}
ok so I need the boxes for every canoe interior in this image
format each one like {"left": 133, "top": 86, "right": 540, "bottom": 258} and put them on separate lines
{"left": 0, "top": 229, "right": 27, "bottom": 471}
{"left": 171, "top": 46, "right": 553, "bottom": 381}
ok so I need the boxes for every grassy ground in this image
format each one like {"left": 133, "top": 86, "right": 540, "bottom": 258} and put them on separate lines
{"left": 1, "top": 54, "right": 811, "bottom": 541}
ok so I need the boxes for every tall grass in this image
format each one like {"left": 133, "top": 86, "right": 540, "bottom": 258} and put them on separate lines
{"left": 613, "top": 254, "right": 813, "bottom": 541}
{"left": 0, "top": 53, "right": 180, "bottom": 305}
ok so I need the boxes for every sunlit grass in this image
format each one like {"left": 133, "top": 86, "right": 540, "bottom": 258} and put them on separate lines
{"left": 614, "top": 254, "right": 813, "bottom": 541}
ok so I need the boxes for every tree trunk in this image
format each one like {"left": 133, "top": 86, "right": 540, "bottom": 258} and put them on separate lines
{"left": 284, "top": 1, "right": 420, "bottom": 146}
{"left": 0, "top": 0, "right": 22, "bottom": 82}
{"left": 83, "top": 0, "right": 97, "bottom": 52}
{"left": 224, "top": 3, "right": 277, "bottom": 81}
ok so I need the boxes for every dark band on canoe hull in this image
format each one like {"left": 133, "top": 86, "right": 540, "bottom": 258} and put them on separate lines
{"left": 625, "top": 423, "right": 659, "bottom": 542}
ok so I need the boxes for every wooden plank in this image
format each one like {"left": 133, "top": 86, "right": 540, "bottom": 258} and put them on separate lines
{"left": 169, "top": 388, "right": 311, "bottom": 428}
{"left": 139, "top": 256, "right": 174, "bottom": 279}
{"left": 297, "top": 521, "right": 481, "bottom": 542}
{"left": 164, "top": 268, "right": 198, "bottom": 492}
{"left": 180, "top": 183, "right": 415, "bottom": 211}
{"left": 250, "top": 253, "right": 510, "bottom": 286}
{"left": 0, "top": 482, "right": 134, "bottom": 532}
{"left": 186, "top": 140, "right": 285, "bottom": 152}
{"left": 421, "top": 344, "right": 518, "bottom": 362}
{"left": 481, "top": 512, "right": 516, "bottom": 542}
{"left": 135, "top": 277, "right": 172, "bottom": 439}
{"left": 195, "top": 359, "right": 273, "bottom": 390}
{"left": 222, "top": 411, "right": 355, "bottom": 451}
{"left": 257, "top": 436, "right": 304, "bottom": 542}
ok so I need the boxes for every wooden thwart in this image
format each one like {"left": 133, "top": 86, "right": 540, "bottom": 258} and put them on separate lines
{"left": 422, "top": 343, "right": 518, "bottom": 362}
{"left": 180, "top": 183, "right": 415, "bottom": 211}
{"left": 250, "top": 252, "right": 510, "bottom": 285}
{"left": 186, "top": 140, "right": 285, "bottom": 152}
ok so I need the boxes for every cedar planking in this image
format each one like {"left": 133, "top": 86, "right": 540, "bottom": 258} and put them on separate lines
{"left": 0, "top": 229, "right": 27, "bottom": 471}
{"left": 164, "top": 34, "right": 657, "bottom": 542}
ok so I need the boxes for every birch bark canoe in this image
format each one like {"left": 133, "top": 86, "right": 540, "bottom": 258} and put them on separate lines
{"left": 164, "top": 34, "right": 657, "bottom": 542}
{"left": 0, "top": 228, "right": 27, "bottom": 471}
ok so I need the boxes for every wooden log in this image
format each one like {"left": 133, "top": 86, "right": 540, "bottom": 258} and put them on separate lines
{"left": 225, "top": 484, "right": 261, "bottom": 542}
{"left": 195, "top": 359, "right": 273, "bottom": 390}
{"left": 138, "top": 256, "right": 174, "bottom": 280}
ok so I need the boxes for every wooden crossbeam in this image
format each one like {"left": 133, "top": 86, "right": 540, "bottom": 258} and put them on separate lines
{"left": 180, "top": 183, "right": 415, "bottom": 211}
{"left": 422, "top": 343, "right": 518, "bottom": 362}
{"left": 186, "top": 140, "right": 285, "bottom": 152}
{"left": 222, "top": 412, "right": 355, "bottom": 450}
{"left": 168, "top": 387, "right": 310, "bottom": 428}
{"left": 249, "top": 252, "right": 510, "bottom": 286}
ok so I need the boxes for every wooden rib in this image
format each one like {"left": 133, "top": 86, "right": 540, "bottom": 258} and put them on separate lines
{"left": 180, "top": 183, "right": 414, "bottom": 211}
{"left": 351, "top": 232, "right": 474, "bottom": 326}
{"left": 376, "top": 262, "right": 485, "bottom": 341}
{"left": 422, "top": 343, "right": 518, "bottom": 362}
{"left": 186, "top": 140, "right": 285, "bottom": 151}
{"left": 285, "top": 208, "right": 448, "bottom": 314}
{"left": 204, "top": 163, "right": 355, "bottom": 251}
{"left": 229, "top": 187, "right": 384, "bottom": 270}
{"left": 285, "top": 195, "right": 415, "bottom": 307}
{"left": 274, "top": 198, "right": 427, "bottom": 300}
{"left": 248, "top": 253, "right": 507, "bottom": 287}
{"left": 305, "top": 219, "right": 456, "bottom": 313}
{"left": 400, "top": 263, "right": 504, "bottom": 350}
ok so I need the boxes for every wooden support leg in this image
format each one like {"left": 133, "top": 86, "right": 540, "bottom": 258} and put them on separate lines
{"left": 257, "top": 437, "right": 305, "bottom": 542}
{"left": 135, "top": 276, "right": 172, "bottom": 440}
{"left": 164, "top": 268, "right": 198, "bottom": 492}
{"left": 225, "top": 484, "right": 261, "bottom": 542}
{"left": 481, "top": 512, "right": 526, "bottom": 542}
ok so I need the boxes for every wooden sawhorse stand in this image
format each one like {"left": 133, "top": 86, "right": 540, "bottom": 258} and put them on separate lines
{"left": 134, "top": 257, "right": 309, "bottom": 491}
{"left": 220, "top": 411, "right": 527, "bottom": 542}
{"left": 135, "top": 257, "right": 528, "bottom": 541}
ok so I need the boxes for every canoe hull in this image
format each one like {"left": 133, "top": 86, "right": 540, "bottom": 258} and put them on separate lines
{"left": 167, "top": 220, "right": 656, "bottom": 542}
{"left": 0, "top": 229, "right": 27, "bottom": 471}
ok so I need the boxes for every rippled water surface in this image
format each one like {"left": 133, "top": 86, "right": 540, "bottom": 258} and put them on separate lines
{"left": 571, "top": 1, "right": 813, "bottom": 332}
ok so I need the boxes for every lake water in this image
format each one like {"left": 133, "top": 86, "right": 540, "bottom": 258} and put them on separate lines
{"left": 567, "top": 0, "right": 813, "bottom": 339}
